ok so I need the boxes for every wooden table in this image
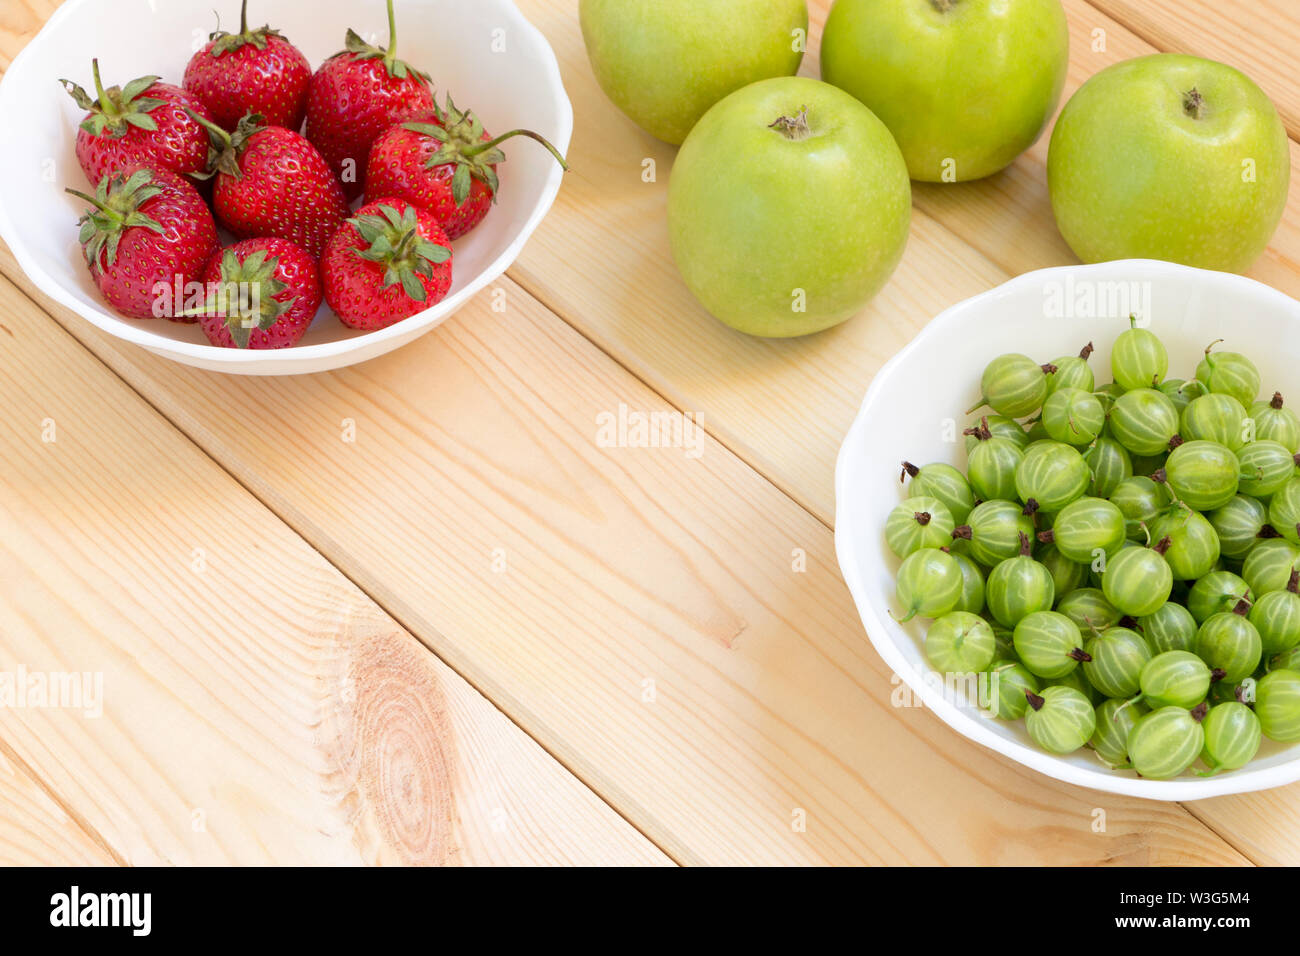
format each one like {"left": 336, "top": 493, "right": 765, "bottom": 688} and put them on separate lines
{"left": 1, "top": 0, "right": 1296, "bottom": 866}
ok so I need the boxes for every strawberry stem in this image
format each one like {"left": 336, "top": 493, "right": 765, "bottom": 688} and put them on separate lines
{"left": 91, "top": 58, "right": 115, "bottom": 119}
{"left": 239, "top": 0, "right": 249, "bottom": 34}
{"left": 464, "top": 128, "right": 569, "bottom": 170}
{"left": 65, "top": 187, "right": 114, "bottom": 218}
{"left": 384, "top": 0, "right": 398, "bottom": 67}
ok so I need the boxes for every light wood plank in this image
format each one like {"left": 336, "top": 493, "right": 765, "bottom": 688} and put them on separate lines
{"left": 511, "top": 0, "right": 1300, "bottom": 862}
{"left": 1088, "top": 0, "right": 1300, "bottom": 141}
{"left": 0, "top": 748, "right": 117, "bottom": 865}
{"left": 2, "top": 241, "right": 1251, "bottom": 865}
{"left": 0, "top": 270, "right": 671, "bottom": 866}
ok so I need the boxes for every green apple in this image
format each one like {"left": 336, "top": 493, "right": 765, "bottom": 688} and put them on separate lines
{"left": 1048, "top": 54, "right": 1290, "bottom": 272}
{"left": 668, "top": 77, "right": 911, "bottom": 337}
{"left": 579, "top": 0, "right": 808, "bottom": 145}
{"left": 821, "top": 0, "right": 1068, "bottom": 181}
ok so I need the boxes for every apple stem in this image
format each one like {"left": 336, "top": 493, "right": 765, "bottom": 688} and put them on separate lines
{"left": 769, "top": 106, "right": 812, "bottom": 141}
{"left": 1183, "top": 87, "right": 1207, "bottom": 120}
{"left": 930, "top": 0, "right": 958, "bottom": 11}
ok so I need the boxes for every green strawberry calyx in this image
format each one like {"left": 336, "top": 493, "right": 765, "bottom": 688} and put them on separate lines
{"left": 59, "top": 59, "right": 164, "bottom": 140}
{"left": 348, "top": 204, "right": 450, "bottom": 303}
{"left": 403, "top": 95, "right": 569, "bottom": 207}
{"left": 332, "top": 0, "right": 431, "bottom": 84}
{"left": 179, "top": 247, "right": 296, "bottom": 348}
{"left": 188, "top": 109, "right": 265, "bottom": 179}
{"left": 65, "top": 169, "right": 166, "bottom": 272}
{"left": 207, "top": 0, "right": 288, "bottom": 56}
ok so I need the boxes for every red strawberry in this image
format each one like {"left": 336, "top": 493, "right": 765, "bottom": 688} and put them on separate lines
{"left": 321, "top": 198, "right": 452, "bottom": 330}
{"left": 191, "top": 111, "right": 350, "bottom": 259}
{"left": 68, "top": 167, "right": 219, "bottom": 321}
{"left": 60, "top": 59, "right": 214, "bottom": 186}
{"left": 365, "top": 96, "right": 568, "bottom": 239}
{"left": 183, "top": 0, "right": 312, "bottom": 133}
{"left": 305, "top": 0, "right": 435, "bottom": 201}
{"left": 193, "top": 238, "right": 322, "bottom": 349}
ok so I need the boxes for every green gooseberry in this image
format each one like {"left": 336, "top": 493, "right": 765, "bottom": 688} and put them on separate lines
{"left": 1148, "top": 504, "right": 1221, "bottom": 581}
{"left": 900, "top": 461, "right": 976, "bottom": 525}
{"left": 1270, "top": 646, "right": 1300, "bottom": 672}
{"left": 950, "top": 552, "right": 987, "bottom": 615}
{"left": 895, "top": 548, "right": 963, "bottom": 623}
{"left": 1083, "top": 436, "right": 1133, "bottom": 498}
{"left": 1140, "top": 650, "right": 1217, "bottom": 709}
{"left": 1241, "top": 538, "right": 1300, "bottom": 595}
{"left": 1025, "top": 419, "right": 1050, "bottom": 443}
{"left": 1180, "top": 393, "right": 1251, "bottom": 450}
{"left": 1248, "top": 392, "right": 1300, "bottom": 452}
{"left": 1127, "top": 705, "right": 1207, "bottom": 779}
{"left": 1268, "top": 477, "right": 1300, "bottom": 545}
{"left": 1051, "top": 665, "right": 1104, "bottom": 705}
{"left": 1046, "top": 343, "right": 1095, "bottom": 395}
{"left": 985, "top": 533, "right": 1055, "bottom": 627}
{"left": 1159, "top": 378, "right": 1208, "bottom": 416}
{"left": 1043, "top": 387, "right": 1105, "bottom": 446}
{"left": 1254, "top": 668, "right": 1300, "bottom": 741}
{"left": 952, "top": 499, "right": 1036, "bottom": 567}
{"left": 1039, "top": 495, "right": 1126, "bottom": 564}
{"left": 1024, "top": 685, "right": 1097, "bottom": 755}
{"left": 1160, "top": 439, "right": 1239, "bottom": 511}
{"left": 1111, "top": 318, "right": 1168, "bottom": 391}
{"left": 971, "top": 353, "right": 1052, "bottom": 419}
{"left": 1036, "top": 542, "right": 1087, "bottom": 599}
{"left": 1236, "top": 441, "right": 1296, "bottom": 499}
{"left": 1100, "top": 538, "right": 1174, "bottom": 617}
{"left": 1014, "top": 610, "right": 1088, "bottom": 679}
{"left": 1015, "top": 441, "right": 1090, "bottom": 512}
{"left": 1089, "top": 539, "right": 1137, "bottom": 589}
{"left": 1091, "top": 697, "right": 1149, "bottom": 768}
{"left": 1199, "top": 702, "right": 1262, "bottom": 774}
{"left": 1082, "top": 626, "right": 1153, "bottom": 698}
{"left": 1186, "top": 570, "right": 1252, "bottom": 624}
{"left": 1196, "top": 342, "right": 1260, "bottom": 409}
{"left": 1207, "top": 495, "right": 1269, "bottom": 559}
{"left": 1055, "top": 587, "right": 1121, "bottom": 632}
{"left": 1108, "top": 388, "right": 1180, "bottom": 457}
{"left": 925, "top": 611, "right": 997, "bottom": 674}
{"left": 982, "top": 661, "right": 1039, "bottom": 720}
{"left": 964, "top": 414, "right": 1030, "bottom": 453}
{"left": 1248, "top": 571, "right": 1300, "bottom": 655}
{"left": 1130, "top": 452, "right": 1169, "bottom": 478}
{"left": 966, "top": 432, "right": 1025, "bottom": 502}
{"left": 1138, "top": 601, "right": 1199, "bottom": 653}
{"left": 988, "top": 618, "right": 1017, "bottom": 662}
{"left": 1109, "top": 475, "right": 1170, "bottom": 541}
{"left": 885, "top": 497, "right": 956, "bottom": 559}
{"left": 1195, "top": 606, "right": 1263, "bottom": 684}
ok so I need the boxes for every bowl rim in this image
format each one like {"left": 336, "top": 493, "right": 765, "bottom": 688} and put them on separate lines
{"left": 834, "top": 258, "right": 1300, "bottom": 801}
{"left": 0, "top": 0, "right": 573, "bottom": 370}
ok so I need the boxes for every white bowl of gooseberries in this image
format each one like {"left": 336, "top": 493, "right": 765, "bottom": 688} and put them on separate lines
{"left": 836, "top": 259, "right": 1300, "bottom": 800}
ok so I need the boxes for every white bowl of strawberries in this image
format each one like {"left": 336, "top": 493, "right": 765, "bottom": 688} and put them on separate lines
{"left": 0, "top": 0, "right": 572, "bottom": 374}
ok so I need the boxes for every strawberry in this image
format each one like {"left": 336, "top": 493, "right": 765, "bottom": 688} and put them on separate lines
{"left": 191, "top": 111, "right": 350, "bottom": 259}
{"left": 67, "top": 167, "right": 219, "bottom": 321}
{"left": 365, "top": 96, "right": 568, "bottom": 239}
{"left": 305, "top": 0, "right": 435, "bottom": 201}
{"left": 183, "top": 0, "right": 312, "bottom": 132}
{"left": 321, "top": 198, "right": 452, "bottom": 330}
{"left": 60, "top": 59, "right": 214, "bottom": 186}
{"left": 192, "top": 238, "right": 322, "bottom": 349}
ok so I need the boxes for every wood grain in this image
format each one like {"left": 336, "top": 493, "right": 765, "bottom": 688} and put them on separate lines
{"left": 0, "top": 269, "right": 670, "bottom": 866}
{"left": 1, "top": 239, "right": 1252, "bottom": 865}
{"left": 0, "top": 748, "right": 117, "bottom": 865}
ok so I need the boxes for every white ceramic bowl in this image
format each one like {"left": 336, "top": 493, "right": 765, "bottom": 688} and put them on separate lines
{"left": 0, "top": 0, "right": 571, "bottom": 375}
{"left": 836, "top": 259, "right": 1300, "bottom": 800}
